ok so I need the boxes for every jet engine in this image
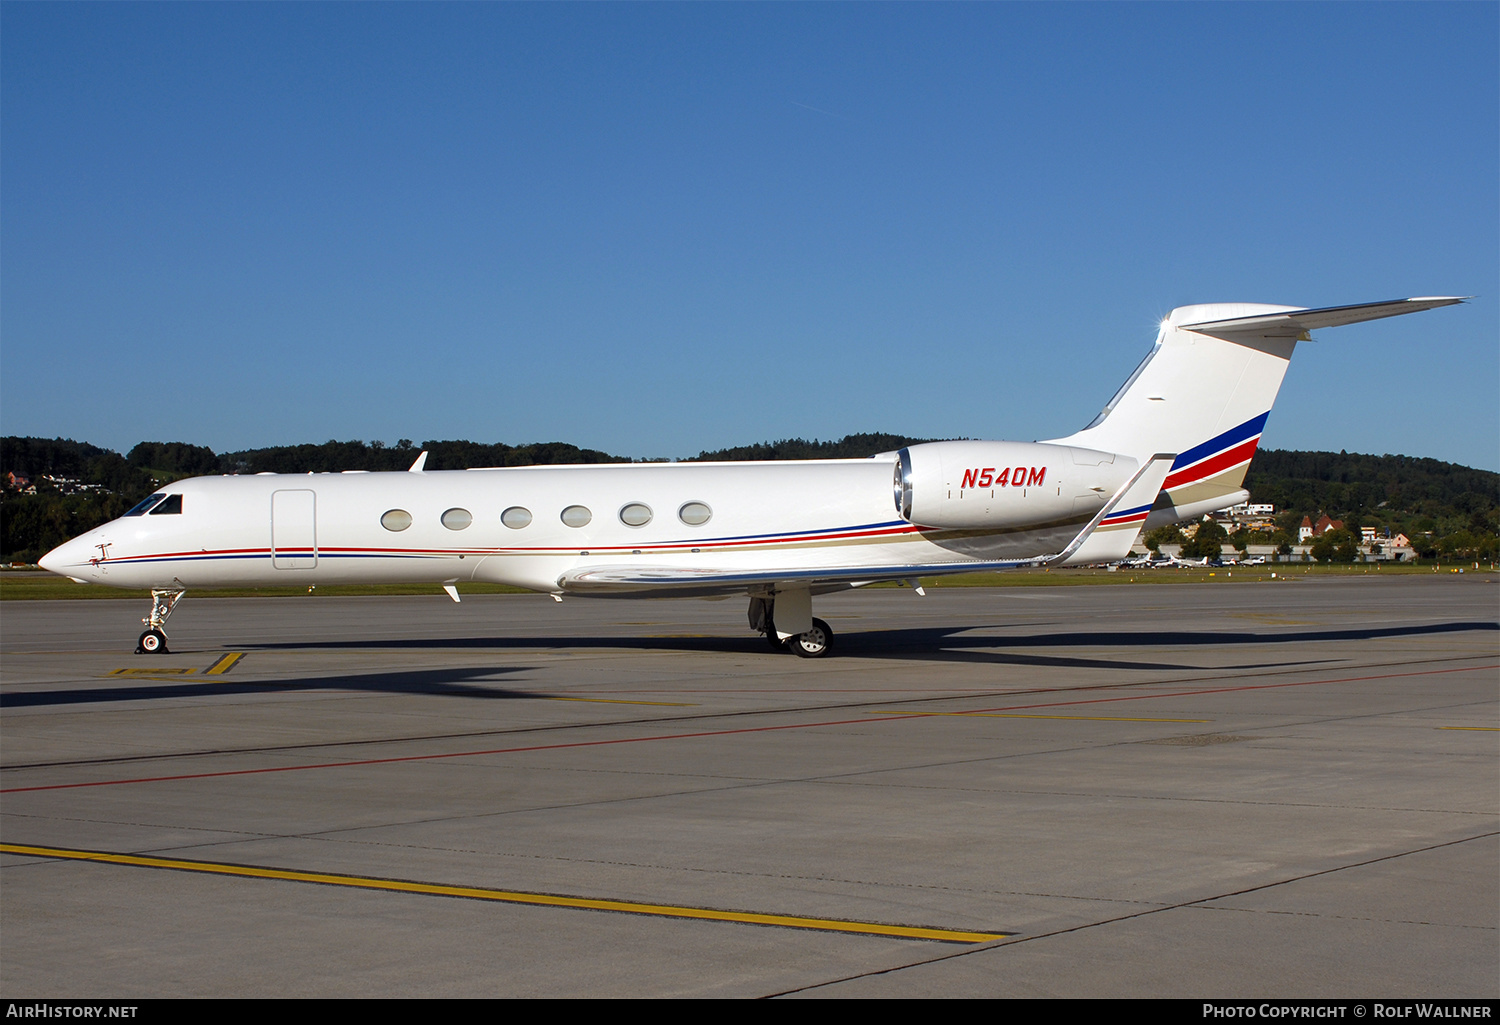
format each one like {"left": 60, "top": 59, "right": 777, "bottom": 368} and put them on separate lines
{"left": 894, "top": 441, "right": 1136, "bottom": 529}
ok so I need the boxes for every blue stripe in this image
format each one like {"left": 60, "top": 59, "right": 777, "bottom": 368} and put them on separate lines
{"left": 1170, "top": 412, "right": 1269, "bottom": 471}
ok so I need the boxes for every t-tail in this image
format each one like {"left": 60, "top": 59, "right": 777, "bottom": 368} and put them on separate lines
{"left": 1047, "top": 297, "right": 1465, "bottom": 529}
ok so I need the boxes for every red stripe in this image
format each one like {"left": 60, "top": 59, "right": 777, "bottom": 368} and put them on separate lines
{"left": 101, "top": 524, "right": 929, "bottom": 565}
{"left": 1163, "top": 437, "right": 1260, "bottom": 491}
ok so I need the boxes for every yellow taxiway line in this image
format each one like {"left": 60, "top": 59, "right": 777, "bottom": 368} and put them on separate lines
{"left": 107, "top": 653, "right": 247, "bottom": 678}
{"left": 204, "top": 652, "right": 245, "bottom": 675}
{"left": 0, "top": 843, "right": 1005, "bottom": 944}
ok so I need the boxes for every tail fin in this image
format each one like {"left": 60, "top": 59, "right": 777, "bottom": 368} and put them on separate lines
{"left": 1048, "top": 297, "right": 1464, "bottom": 527}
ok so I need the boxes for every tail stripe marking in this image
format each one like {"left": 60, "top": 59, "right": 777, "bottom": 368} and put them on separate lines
{"left": 1169, "top": 412, "right": 1269, "bottom": 472}
{"left": 1163, "top": 436, "right": 1261, "bottom": 492}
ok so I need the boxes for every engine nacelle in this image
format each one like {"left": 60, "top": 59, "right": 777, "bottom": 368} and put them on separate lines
{"left": 894, "top": 441, "right": 1136, "bottom": 530}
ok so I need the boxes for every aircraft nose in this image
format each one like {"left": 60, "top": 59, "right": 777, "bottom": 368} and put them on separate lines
{"left": 38, "top": 535, "right": 92, "bottom": 577}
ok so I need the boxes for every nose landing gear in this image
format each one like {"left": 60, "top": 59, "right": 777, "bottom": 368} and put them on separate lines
{"left": 136, "top": 588, "right": 185, "bottom": 654}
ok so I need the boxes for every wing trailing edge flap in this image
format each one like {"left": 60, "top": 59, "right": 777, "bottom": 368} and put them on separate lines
{"left": 1181, "top": 296, "right": 1466, "bottom": 339}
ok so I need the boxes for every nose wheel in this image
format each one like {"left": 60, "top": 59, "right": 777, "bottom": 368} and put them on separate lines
{"left": 137, "top": 629, "right": 169, "bottom": 654}
{"left": 136, "top": 588, "right": 185, "bottom": 654}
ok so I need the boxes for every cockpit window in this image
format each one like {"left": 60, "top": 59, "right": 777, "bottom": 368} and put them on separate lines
{"left": 148, "top": 494, "right": 183, "bottom": 515}
{"left": 124, "top": 495, "right": 167, "bottom": 516}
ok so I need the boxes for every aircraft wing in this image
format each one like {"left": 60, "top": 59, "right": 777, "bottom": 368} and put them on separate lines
{"left": 557, "top": 558, "right": 1046, "bottom": 597}
{"left": 1179, "top": 297, "right": 1466, "bottom": 338}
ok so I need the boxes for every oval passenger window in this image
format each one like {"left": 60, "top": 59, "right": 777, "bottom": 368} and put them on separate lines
{"left": 381, "top": 509, "right": 413, "bottom": 532}
{"left": 678, "top": 501, "right": 711, "bottom": 525}
{"left": 441, "top": 508, "right": 472, "bottom": 530}
{"left": 561, "top": 505, "right": 592, "bottom": 528}
{"left": 501, "top": 506, "right": 532, "bottom": 529}
{"left": 619, "top": 503, "right": 652, "bottom": 527}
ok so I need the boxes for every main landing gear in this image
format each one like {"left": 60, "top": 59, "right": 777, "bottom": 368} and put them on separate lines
{"left": 137, "top": 588, "right": 185, "bottom": 654}
{"left": 748, "top": 593, "right": 835, "bottom": 658}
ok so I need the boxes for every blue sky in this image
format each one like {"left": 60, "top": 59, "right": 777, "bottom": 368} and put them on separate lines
{"left": 3, "top": 3, "right": 1496, "bottom": 469}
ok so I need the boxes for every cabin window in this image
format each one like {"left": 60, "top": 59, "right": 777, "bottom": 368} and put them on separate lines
{"left": 125, "top": 495, "right": 167, "bottom": 516}
{"left": 619, "top": 502, "right": 652, "bottom": 527}
{"left": 148, "top": 494, "right": 183, "bottom": 515}
{"left": 440, "top": 508, "right": 472, "bottom": 530}
{"left": 678, "top": 501, "right": 712, "bottom": 525}
{"left": 501, "top": 506, "right": 532, "bottom": 529}
{"left": 561, "top": 505, "right": 592, "bottom": 528}
{"left": 381, "top": 509, "right": 413, "bottom": 531}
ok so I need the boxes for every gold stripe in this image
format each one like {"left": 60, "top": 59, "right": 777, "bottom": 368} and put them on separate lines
{"left": 1437, "top": 726, "right": 1499, "bottom": 731}
{"left": 870, "top": 711, "right": 1212, "bottom": 723}
{"left": 204, "top": 653, "right": 246, "bottom": 676}
{"left": 0, "top": 844, "right": 1004, "bottom": 944}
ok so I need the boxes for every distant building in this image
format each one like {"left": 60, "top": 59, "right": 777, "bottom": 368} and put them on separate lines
{"left": 1314, "top": 513, "right": 1344, "bottom": 536}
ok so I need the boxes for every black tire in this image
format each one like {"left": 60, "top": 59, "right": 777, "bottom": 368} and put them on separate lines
{"left": 788, "top": 618, "right": 833, "bottom": 658}
{"left": 137, "top": 629, "right": 168, "bottom": 655}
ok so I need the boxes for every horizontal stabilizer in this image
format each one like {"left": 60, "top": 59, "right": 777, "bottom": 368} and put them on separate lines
{"left": 1049, "top": 453, "right": 1176, "bottom": 568}
{"left": 1179, "top": 297, "right": 1466, "bottom": 338}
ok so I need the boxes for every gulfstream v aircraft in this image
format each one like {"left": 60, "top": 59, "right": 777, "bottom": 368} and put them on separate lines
{"left": 39, "top": 297, "right": 1463, "bottom": 657}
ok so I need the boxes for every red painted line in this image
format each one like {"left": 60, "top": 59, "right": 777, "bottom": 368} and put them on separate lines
{"left": 0, "top": 717, "right": 894, "bottom": 793}
{"left": 958, "top": 663, "right": 1498, "bottom": 716}
{"left": 5, "top": 663, "right": 1490, "bottom": 795}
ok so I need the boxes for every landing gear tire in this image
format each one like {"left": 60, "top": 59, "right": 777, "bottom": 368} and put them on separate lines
{"left": 788, "top": 618, "right": 833, "bottom": 659}
{"left": 137, "top": 629, "right": 169, "bottom": 655}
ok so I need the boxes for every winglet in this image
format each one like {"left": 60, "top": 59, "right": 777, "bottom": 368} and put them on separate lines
{"left": 408, "top": 451, "right": 428, "bottom": 473}
{"left": 1048, "top": 454, "right": 1175, "bottom": 567}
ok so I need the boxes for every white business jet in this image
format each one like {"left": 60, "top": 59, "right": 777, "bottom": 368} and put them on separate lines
{"left": 39, "top": 297, "right": 1463, "bottom": 657}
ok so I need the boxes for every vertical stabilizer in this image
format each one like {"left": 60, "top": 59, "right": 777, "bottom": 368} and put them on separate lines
{"left": 1047, "top": 297, "right": 1464, "bottom": 528}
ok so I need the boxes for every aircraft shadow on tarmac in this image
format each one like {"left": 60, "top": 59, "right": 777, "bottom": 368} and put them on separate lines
{"left": 4, "top": 621, "right": 1492, "bottom": 709}
{"left": 0, "top": 666, "right": 540, "bottom": 709}
{"left": 235, "top": 618, "right": 1497, "bottom": 670}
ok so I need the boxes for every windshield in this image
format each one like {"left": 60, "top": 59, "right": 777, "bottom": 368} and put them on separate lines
{"left": 123, "top": 495, "right": 167, "bottom": 516}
